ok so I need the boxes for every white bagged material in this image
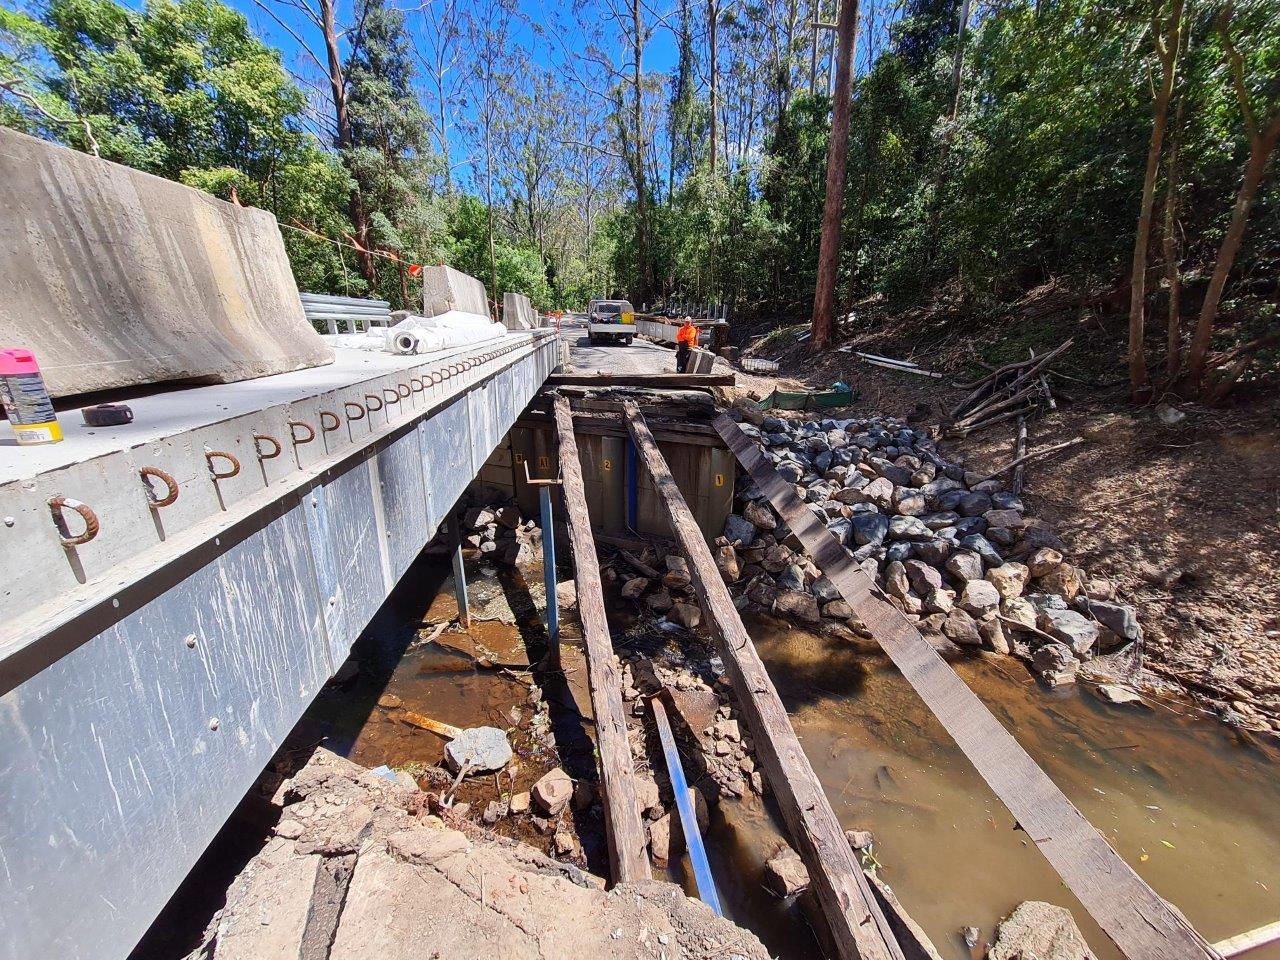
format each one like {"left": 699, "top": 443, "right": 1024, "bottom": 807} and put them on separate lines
{"left": 322, "top": 310, "right": 506, "bottom": 356}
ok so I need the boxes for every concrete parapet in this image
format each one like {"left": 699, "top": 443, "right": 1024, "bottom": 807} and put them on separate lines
{"left": 422, "top": 264, "right": 489, "bottom": 318}
{"left": 0, "top": 127, "right": 332, "bottom": 398}
{"left": 502, "top": 291, "right": 537, "bottom": 330}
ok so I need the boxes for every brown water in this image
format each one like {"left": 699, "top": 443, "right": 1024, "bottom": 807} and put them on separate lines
{"left": 292, "top": 555, "right": 1280, "bottom": 960}
{"left": 721, "top": 616, "right": 1280, "bottom": 960}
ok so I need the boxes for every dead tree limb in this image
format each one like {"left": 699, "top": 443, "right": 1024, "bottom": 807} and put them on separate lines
{"left": 974, "top": 437, "right": 1085, "bottom": 485}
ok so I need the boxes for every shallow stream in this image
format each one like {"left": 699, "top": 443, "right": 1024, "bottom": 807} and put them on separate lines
{"left": 280, "top": 559, "right": 1280, "bottom": 960}
{"left": 700, "top": 616, "right": 1280, "bottom": 960}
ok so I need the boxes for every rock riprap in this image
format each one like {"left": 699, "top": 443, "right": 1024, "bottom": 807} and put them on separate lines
{"left": 718, "top": 408, "right": 1144, "bottom": 688}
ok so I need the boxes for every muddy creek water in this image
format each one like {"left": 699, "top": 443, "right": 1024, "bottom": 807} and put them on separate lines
{"left": 323, "top": 557, "right": 1280, "bottom": 960}
{"left": 734, "top": 615, "right": 1280, "bottom": 960}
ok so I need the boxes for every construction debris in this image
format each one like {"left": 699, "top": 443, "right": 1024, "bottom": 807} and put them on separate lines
{"left": 191, "top": 748, "right": 770, "bottom": 960}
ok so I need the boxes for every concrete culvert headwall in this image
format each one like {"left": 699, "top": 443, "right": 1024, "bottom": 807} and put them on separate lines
{"left": 0, "top": 127, "right": 333, "bottom": 398}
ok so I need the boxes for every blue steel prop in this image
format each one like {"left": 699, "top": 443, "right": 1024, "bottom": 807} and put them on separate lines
{"left": 650, "top": 696, "right": 722, "bottom": 915}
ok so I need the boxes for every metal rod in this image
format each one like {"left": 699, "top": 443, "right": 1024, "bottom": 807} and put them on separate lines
{"left": 625, "top": 436, "right": 639, "bottom": 530}
{"left": 650, "top": 697, "right": 722, "bottom": 915}
{"left": 539, "top": 484, "right": 558, "bottom": 647}
{"left": 448, "top": 514, "right": 470, "bottom": 628}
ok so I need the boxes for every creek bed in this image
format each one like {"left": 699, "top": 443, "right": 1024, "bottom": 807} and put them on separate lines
{"left": 299, "top": 554, "right": 1280, "bottom": 960}
{"left": 688, "top": 615, "right": 1280, "bottom": 960}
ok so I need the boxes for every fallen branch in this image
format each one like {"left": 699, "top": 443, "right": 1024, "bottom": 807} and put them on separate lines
{"left": 618, "top": 549, "right": 661, "bottom": 579}
{"left": 1012, "top": 417, "right": 1028, "bottom": 495}
{"left": 973, "top": 436, "right": 1086, "bottom": 485}
{"left": 997, "top": 614, "right": 1060, "bottom": 646}
{"left": 949, "top": 405, "right": 1037, "bottom": 437}
{"left": 953, "top": 384, "right": 1040, "bottom": 429}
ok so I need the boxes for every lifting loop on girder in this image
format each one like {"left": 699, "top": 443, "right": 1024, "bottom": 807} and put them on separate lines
{"left": 396, "top": 382, "right": 411, "bottom": 399}
{"left": 49, "top": 495, "right": 100, "bottom": 546}
{"left": 320, "top": 410, "right": 341, "bottom": 431}
{"left": 139, "top": 467, "right": 179, "bottom": 508}
{"left": 382, "top": 387, "right": 400, "bottom": 405}
{"left": 205, "top": 450, "right": 241, "bottom": 480}
{"left": 363, "top": 394, "right": 383, "bottom": 413}
{"left": 343, "top": 402, "right": 366, "bottom": 422}
{"left": 288, "top": 420, "right": 316, "bottom": 444}
{"left": 253, "top": 434, "right": 282, "bottom": 460}
{"left": 409, "top": 378, "right": 424, "bottom": 393}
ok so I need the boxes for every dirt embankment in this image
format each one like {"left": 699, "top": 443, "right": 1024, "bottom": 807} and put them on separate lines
{"left": 733, "top": 297, "right": 1280, "bottom": 731}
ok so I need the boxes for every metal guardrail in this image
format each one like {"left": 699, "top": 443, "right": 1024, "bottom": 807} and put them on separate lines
{"left": 301, "top": 293, "right": 393, "bottom": 334}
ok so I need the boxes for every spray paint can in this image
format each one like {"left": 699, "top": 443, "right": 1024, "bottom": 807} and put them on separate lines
{"left": 0, "top": 349, "right": 63, "bottom": 445}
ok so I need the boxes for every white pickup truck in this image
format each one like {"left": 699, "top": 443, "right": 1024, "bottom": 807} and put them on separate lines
{"left": 586, "top": 299, "right": 635, "bottom": 345}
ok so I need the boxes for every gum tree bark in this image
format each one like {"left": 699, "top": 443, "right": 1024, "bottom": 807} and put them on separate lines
{"left": 809, "top": 0, "right": 859, "bottom": 351}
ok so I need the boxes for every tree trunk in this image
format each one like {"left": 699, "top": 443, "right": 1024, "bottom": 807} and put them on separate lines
{"left": 809, "top": 0, "right": 820, "bottom": 95}
{"left": 631, "top": 0, "right": 653, "bottom": 303}
{"left": 949, "top": 0, "right": 973, "bottom": 119}
{"left": 708, "top": 0, "right": 718, "bottom": 176}
{"left": 1161, "top": 98, "right": 1185, "bottom": 381}
{"left": 1184, "top": 124, "right": 1280, "bottom": 390}
{"left": 809, "top": 0, "right": 858, "bottom": 351}
{"left": 1127, "top": 4, "right": 1180, "bottom": 402}
{"left": 319, "top": 0, "right": 375, "bottom": 288}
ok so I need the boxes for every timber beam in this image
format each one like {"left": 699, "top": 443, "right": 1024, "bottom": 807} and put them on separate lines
{"left": 553, "top": 397, "right": 652, "bottom": 884}
{"left": 622, "top": 401, "right": 903, "bottom": 960}
{"left": 712, "top": 412, "right": 1220, "bottom": 960}
{"left": 545, "top": 372, "right": 734, "bottom": 388}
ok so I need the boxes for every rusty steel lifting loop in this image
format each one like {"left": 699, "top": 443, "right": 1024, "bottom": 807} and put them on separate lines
{"left": 409, "top": 378, "right": 425, "bottom": 393}
{"left": 205, "top": 450, "right": 241, "bottom": 480}
{"left": 429, "top": 370, "right": 443, "bottom": 385}
{"left": 383, "top": 387, "right": 401, "bottom": 404}
{"left": 253, "top": 434, "right": 282, "bottom": 460}
{"left": 363, "top": 394, "right": 384, "bottom": 413}
{"left": 321, "top": 410, "right": 342, "bottom": 431}
{"left": 139, "top": 467, "right": 179, "bottom": 508}
{"left": 343, "top": 402, "right": 366, "bottom": 421}
{"left": 397, "top": 383, "right": 412, "bottom": 399}
{"left": 288, "top": 420, "right": 316, "bottom": 444}
{"left": 48, "top": 495, "right": 100, "bottom": 547}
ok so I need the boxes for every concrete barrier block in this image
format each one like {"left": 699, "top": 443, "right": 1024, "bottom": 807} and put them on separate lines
{"left": 422, "top": 265, "right": 489, "bottom": 318}
{"left": 501, "top": 292, "right": 536, "bottom": 331}
{"left": 0, "top": 128, "right": 333, "bottom": 398}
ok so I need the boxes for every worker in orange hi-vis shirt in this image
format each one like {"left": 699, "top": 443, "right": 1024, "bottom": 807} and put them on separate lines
{"left": 675, "top": 318, "right": 699, "bottom": 373}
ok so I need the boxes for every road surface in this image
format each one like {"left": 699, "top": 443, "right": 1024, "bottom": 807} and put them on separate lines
{"left": 559, "top": 318, "right": 678, "bottom": 375}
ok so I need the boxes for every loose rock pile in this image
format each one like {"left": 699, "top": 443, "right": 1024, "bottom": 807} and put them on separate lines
{"left": 461, "top": 499, "right": 543, "bottom": 566}
{"left": 721, "top": 407, "right": 1143, "bottom": 687}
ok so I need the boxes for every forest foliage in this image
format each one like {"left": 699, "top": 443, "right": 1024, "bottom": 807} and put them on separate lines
{"left": 1, "top": 0, "right": 1277, "bottom": 396}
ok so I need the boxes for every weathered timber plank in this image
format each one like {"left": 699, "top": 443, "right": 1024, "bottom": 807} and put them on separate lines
{"left": 546, "top": 373, "right": 734, "bottom": 388}
{"left": 712, "top": 412, "right": 1219, "bottom": 960}
{"left": 622, "top": 401, "right": 902, "bottom": 960}
{"left": 553, "top": 397, "right": 652, "bottom": 884}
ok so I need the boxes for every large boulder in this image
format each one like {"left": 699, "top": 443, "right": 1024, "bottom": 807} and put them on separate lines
{"left": 1037, "top": 608, "right": 1100, "bottom": 657}
{"left": 1032, "top": 643, "right": 1079, "bottom": 687}
{"left": 774, "top": 590, "right": 821, "bottom": 623}
{"left": 444, "top": 727, "right": 512, "bottom": 774}
{"left": 989, "top": 901, "right": 1091, "bottom": 960}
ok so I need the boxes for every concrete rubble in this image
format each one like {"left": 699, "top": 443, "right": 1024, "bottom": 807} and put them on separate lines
{"left": 187, "top": 748, "right": 770, "bottom": 960}
{"left": 719, "top": 404, "right": 1147, "bottom": 688}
